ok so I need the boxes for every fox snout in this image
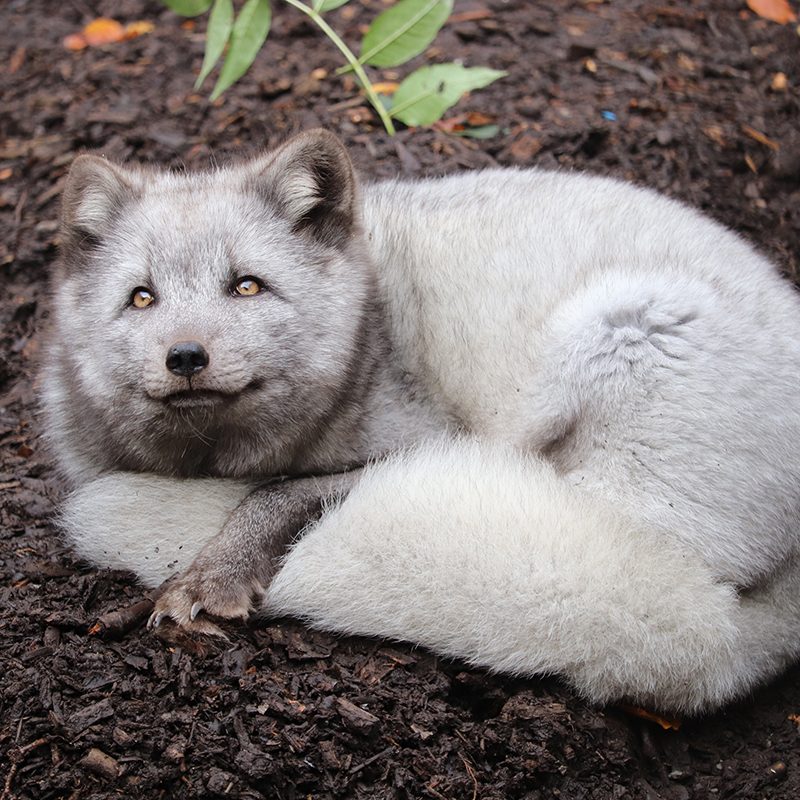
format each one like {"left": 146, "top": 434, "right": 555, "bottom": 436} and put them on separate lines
{"left": 165, "top": 341, "right": 209, "bottom": 378}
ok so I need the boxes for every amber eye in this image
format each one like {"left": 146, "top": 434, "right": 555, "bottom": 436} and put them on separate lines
{"left": 232, "top": 276, "right": 265, "bottom": 297}
{"left": 130, "top": 287, "right": 155, "bottom": 309}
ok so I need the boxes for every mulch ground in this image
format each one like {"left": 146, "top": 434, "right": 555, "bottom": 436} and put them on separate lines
{"left": 2, "top": 0, "right": 800, "bottom": 797}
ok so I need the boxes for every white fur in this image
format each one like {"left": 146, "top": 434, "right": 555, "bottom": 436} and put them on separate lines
{"left": 61, "top": 474, "right": 253, "bottom": 587}
{"left": 266, "top": 440, "right": 800, "bottom": 713}
{"left": 58, "top": 165, "right": 800, "bottom": 711}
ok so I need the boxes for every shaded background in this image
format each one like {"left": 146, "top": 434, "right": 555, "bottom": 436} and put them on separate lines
{"left": 1, "top": 0, "right": 799, "bottom": 797}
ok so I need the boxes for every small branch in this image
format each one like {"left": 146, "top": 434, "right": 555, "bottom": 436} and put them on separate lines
{"left": 282, "top": 0, "right": 396, "bottom": 135}
{"left": 88, "top": 598, "right": 155, "bottom": 639}
{"left": 1, "top": 737, "right": 49, "bottom": 800}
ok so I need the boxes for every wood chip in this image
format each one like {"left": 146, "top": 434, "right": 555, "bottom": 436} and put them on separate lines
{"left": 79, "top": 748, "right": 120, "bottom": 780}
{"left": 67, "top": 698, "right": 115, "bottom": 736}
{"left": 335, "top": 697, "right": 379, "bottom": 735}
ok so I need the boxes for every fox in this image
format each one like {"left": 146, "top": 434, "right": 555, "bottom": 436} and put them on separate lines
{"left": 43, "top": 129, "right": 800, "bottom": 714}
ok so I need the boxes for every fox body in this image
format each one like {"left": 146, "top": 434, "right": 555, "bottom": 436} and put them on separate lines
{"left": 45, "top": 131, "right": 800, "bottom": 713}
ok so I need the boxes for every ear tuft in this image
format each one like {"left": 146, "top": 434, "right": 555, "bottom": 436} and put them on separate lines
{"left": 61, "top": 155, "right": 138, "bottom": 242}
{"left": 251, "top": 130, "right": 358, "bottom": 247}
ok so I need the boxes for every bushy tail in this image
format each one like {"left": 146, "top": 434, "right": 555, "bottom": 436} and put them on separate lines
{"left": 266, "top": 439, "right": 800, "bottom": 713}
{"left": 60, "top": 473, "right": 253, "bottom": 588}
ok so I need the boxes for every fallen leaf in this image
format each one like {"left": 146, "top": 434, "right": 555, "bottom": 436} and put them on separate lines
{"left": 63, "top": 18, "right": 153, "bottom": 51}
{"left": 0, "top": 168, "right": 12, "bottom": 181}
{"left": 770, "top": 71, "right": 788, "bottom": 90}
{"left": 63, "top": 33, "right": 88, "bottom": 51}
{"left": 433, "top": 115, "right": 467, "bottom": 133}
{"left": 742, "top": 123, "right": 780, "bottom": 151}
{"left": 746, "top": 0, "right": 797, "bottom": 24}
{"left": 372, "top": 81, "right": 400, "bottom": 95}
{"left": 83, "top": 18, "right": 126, "bottom": 46}
{"left": 466, "top": 111, "right": 495, "bottom": 125}
{"left": 123, "top": 21, "right": 155, "bottom": 40}
{"left": 619, "top": 704, "right": 682, "bottom": 731}
{"left": 8, "top": 46, "right": 26, "bottom": 74}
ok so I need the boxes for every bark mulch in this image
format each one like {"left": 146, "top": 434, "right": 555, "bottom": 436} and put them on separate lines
{"left": 1, "top": 0, "right": 799, "bottom": 797}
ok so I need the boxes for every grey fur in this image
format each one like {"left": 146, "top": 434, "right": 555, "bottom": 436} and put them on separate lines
{"left": 43, "top": 131, "right": 442, "bottom": 484}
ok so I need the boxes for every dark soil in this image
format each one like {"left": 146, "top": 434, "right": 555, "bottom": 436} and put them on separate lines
{"left": 2, "top": 0, "right": 800, "bottom": 797}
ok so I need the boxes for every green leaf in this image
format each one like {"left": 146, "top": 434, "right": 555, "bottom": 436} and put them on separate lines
{"left": 454, "top": 124, "right": 500, "bottom": 139}
{"left": 195, "top": 0, "right": 234, "bottom": 89}
{"left": 391, "top": 64, "right": 506, "bottom": 127}
{"left": 163, "top": 0, "right": 213, "bottom": 16}
{"left": 211, "top": 0, "right": 272, "bottom": 100}
{"left": 316, "top": 0, "right": 350, "bottom": 10}
{"left": 360, "top": 0, "right": 453, "bottom": 68}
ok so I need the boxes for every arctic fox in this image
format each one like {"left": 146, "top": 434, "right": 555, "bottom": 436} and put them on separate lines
{"left": 44, "top": 130, "right": 800, "bottom": 713}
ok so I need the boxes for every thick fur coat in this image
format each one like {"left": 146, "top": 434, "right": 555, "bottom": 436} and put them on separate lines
{"left": 46, "top": 131, "right": 800, "bottom": 713}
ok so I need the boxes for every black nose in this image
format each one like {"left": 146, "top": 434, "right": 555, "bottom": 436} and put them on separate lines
{"left": 165, "top": 341, "right": 209, "bottom": 377}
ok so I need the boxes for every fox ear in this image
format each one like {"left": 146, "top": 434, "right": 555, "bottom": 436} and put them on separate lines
{"left": 61, "top": 155, "right": 138, "bottom": 242}
{"left": 251, "top": 130, "right": 358, "bottom": 247}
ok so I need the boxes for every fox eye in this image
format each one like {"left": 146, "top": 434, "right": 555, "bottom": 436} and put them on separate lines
{"left": 232, "top": 276, "right": 265, "bottom": 297}
{"left": 130, "top": 287, "right": 155, "bottom": 309}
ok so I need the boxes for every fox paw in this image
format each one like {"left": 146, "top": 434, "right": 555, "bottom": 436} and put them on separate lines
{"left": 148, "top": 563, "right": 260, "bottom": 637}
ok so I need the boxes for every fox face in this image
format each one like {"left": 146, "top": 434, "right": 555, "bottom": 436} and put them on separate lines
{"left": 45, "top": 131, "right": 378, "bottom": 481}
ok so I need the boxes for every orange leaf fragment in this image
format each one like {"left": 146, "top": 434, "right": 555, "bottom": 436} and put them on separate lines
{"left": 0, "top": 168, "right": 12, "bottom": 181}
{"left": 63, "top": 33, "right": 88, "bottom": 51}
{"left": 770, "top": 71, "right": 788, "bottom": 90}
{"left": 9, "top": 46, "right": 26, "bottom": 74}
{"left": 372, "top": 81, "right": 400, "bottom": 95}
{"left": 123, "top": 21, "right": 155, "bottom": 40}
{"left": 63, "top": 17, "right": 151, "bottom": 50}
{"left": 619, "top": 704, "right": 682, "bottom": 730}
{"left": 434, "top": 115, "right": 468, "bottom": 133}
{"left": 746, "top": 0, "right": 797, "bottom": 24}
{"left": 83, "top": 18, "right": 126, "bottom": 46}
{"left": 466, "top": 111, "right": 495, "bottom": 126}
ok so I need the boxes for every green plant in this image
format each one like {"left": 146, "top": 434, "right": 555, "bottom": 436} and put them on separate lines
{"left": 163, "top": 0, "right": 506, "bottom": 135}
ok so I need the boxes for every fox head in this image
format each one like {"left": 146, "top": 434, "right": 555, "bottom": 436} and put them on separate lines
{"left": 44, "top": 130, "right": 378, "bottom": 482}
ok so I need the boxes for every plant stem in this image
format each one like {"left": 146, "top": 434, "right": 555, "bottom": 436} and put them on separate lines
{"left": 282, "top": 0, "right": 396, "bottom": 135}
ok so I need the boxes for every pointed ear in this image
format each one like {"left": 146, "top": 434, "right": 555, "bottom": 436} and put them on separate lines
{"left": 61, "top": 155, "right": 139, "bottom": 243}
{"left": 250, "top": 130, "right": 358, "bottom": 248}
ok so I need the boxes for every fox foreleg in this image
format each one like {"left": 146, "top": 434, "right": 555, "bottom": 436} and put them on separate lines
{"left": 149, "top": 469, "right": 361, "bottom": 634}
